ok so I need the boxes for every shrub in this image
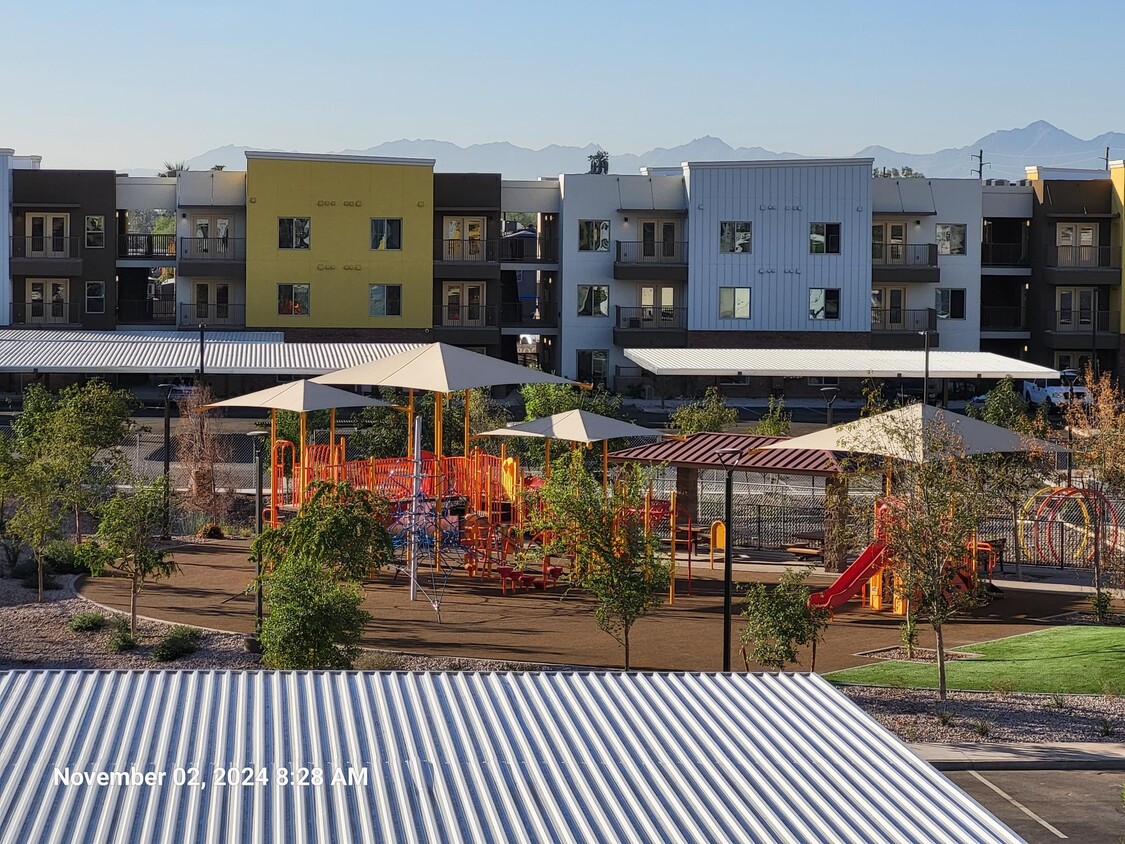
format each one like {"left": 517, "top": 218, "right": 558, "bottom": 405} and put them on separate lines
{"left": 152, "top": 626, "right": 202, "bottom": 662}
{"left": 197, "top": 523, "right": 225, "bottom": 540}
{"left": 44, "top": 540, "right": 83, "bottom": 574}
{"left": 106, "top": 621, "right": 137, "bottom": 653}
{"left": 972, "top": 719, "right": 991, "bottom": 738}
{"left": 354, "top": 651, "right": 405, "bottom": 671}
{"left": 0, "top": 537, "right": 22, "bottom": 576}
{"left": 1050, "top": 694, "right": 1068, "bottom": 709}
{"left": 16, "top": 560, "right": 59, "bottom": 591}
{"left": 1096, "top": 717, "right": 1116, "bottom": 737}
{"left": 1091, "top": 590, "right": 1112, "bottom": 622}
{"left": 935, "top": 709, "right": 955, "bottom": 727}
{"left": 67, "top": 611, "right": 107, "bottom": 632}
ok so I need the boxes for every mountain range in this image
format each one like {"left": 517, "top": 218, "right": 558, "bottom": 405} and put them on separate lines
{"left": 128, "top": 121, "right": 1124, "bottom": 182}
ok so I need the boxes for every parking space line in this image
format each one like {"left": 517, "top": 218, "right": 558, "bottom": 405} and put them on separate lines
{"left": 968, "top": 771, "right": 1068, "bottom": 839}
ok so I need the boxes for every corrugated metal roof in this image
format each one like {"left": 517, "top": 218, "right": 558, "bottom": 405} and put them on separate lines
{"left": 0, "top": 329, "right": 283, "bottom": 344}
{"left": 611, "top": 432, "right": 842, "bottom": 476}
{"left": 0, "top": 670, "right": 1020, "bottom": 844}
{"left": 624, "top": 348, "right": 1060, "bottom": 380}
{"left": 0, "top": 340, "right": 421, "bottom": 375}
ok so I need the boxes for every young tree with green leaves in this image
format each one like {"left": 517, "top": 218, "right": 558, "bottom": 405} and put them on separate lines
{"left": 965, "top": 377, "right": 1029, "bottom": 430}
{"left": 740, "top": 568, "right": 830, "bottom": 671}
{"left": 349, "top": 388, "right": 511, "bottom": 459}
{"left": 10, "top": 457, "right": 63, "bottom": 602}
{"left": 670, "top": 386, "right": 738, "bottom": 435}
{"left": 754, "top": 395, "right": 791, "bottom": 437}
{"left": 85, "top": 478, "right": 178, "bottom": 633}
{"left": 530, "top": 453, "right": 671, "bottom": 668}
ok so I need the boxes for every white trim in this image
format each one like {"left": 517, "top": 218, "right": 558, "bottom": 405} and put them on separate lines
{"left": 245, "top": 150, "right": 435, "bottom": 167}
{"left": 683, "top": 157, "right": 874, "bottom": 170}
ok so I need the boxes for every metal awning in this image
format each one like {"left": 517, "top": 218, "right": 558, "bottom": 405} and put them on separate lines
{"left": 624, "top": 349, "right": 1060, "bottom": 380}
{"left": 610, "top": 431, "right": 841, "bottom": 476}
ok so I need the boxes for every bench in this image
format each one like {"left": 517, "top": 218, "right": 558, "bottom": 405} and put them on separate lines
{"left": 785, "top": 546, "right": 824, "bottom": 561}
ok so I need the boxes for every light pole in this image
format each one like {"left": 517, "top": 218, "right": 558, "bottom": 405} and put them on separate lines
{"left": 820, "top": 386, "right": 839, "bottom": 427}
{"left": 158, "top": 382, "right": 175, "bottom": 540}
{"left": 1062, "top": 368, "right": 1079, "bottom": 487}
{"left": 246, "top": 429, "right": 268, "bottom": 649}
{"left": 715, "top": 447, "right": 742, "bottom": 672}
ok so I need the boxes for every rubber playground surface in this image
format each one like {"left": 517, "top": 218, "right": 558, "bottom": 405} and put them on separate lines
{"left": 77, "top": 539, "right": 1094, "bottom": 672}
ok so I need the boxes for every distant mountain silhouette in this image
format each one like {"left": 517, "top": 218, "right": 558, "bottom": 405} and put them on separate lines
{"left": 121, "top": 122, "right": 1124, "bottom": 181}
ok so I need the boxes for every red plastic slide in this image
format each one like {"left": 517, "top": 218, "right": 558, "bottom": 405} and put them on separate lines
{"left": 808, "top": 542, "right": 887, "bottom": 610}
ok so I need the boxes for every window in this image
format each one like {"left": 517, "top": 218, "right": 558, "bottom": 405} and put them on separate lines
{"left": 808, "top": 376, "right": 840, "bottom": 387}
{"left": 576, "top": 350, "right": 607, "bottom": 385}
{"left": 809, "top": 223, "right": 840, "bottom": 254}
{"left": 277, "top": 283, "right": 310, "bottom": 315}
{"left": 278, "top": 217, "right": 311, "bottom": 250}
{"left": 85, "top": 281, "right": 105, "bottom": 314}
{"left": 809, "top": 288, "right": 841, "bottom": 320}
{"left": 935, "top": 288, "right": 966, "bottom": 320}
{"left": 719, "top": 287, "right": 751, "bottom": 319}
{"left": 719, "top": 221, "right": 752, "bottom": 253}
{"left": 936, "top": 223, "right": 966, "bottom": 256}
{"left": 578, "top": 220, "right": 610, "bottom": 252}
{"left": 577, "top": 285, "right": 609, "bottom": 317}
{"left": 369, "top": 284, "right": 402, "bottom": 317}
{"left": 370, "top": 219, "right": 402, "bottom": 250}
{"left": 84, "top": 216, "right": 105, "bottom": 249}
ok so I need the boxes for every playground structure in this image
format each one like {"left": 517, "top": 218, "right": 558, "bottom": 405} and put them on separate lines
{"left": 1018, "top": 486, "right": 1120, "bottom": 567}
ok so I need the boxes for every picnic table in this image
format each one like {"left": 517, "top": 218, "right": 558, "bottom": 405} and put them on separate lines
{"left": 786, "top": 530, "right": 825, "bottom": 561}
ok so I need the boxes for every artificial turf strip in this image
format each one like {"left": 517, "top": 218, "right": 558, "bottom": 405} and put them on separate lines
{"left": 826, "top": 625, "right": 1125, "bottom": 694}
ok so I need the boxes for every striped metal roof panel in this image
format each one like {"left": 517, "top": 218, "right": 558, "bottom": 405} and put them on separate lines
{"left": 611, "top": 431, "right": 842, "bottom": 476}
{"left": 624, "top": 348, "right": 1060, "bottom": 380}
{"left": 0, "top": 671, "right": 1020, "bottom": 844}
{"left": 0, "top": 329, "right": 283, "bottom": 344}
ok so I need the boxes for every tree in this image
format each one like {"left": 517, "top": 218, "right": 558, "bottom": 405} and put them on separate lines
{"left": 670, "top": 386, "right": 738, "bottom": 435}
{"left": 754, "top": 395, "right": 791, "bottom": 436}
{"left": 587, "top": 150, "right": 609, "bottom": 175}
{"left": 740, "top": 568, "right": 829, "bottom": 671}
{"left": 964, "top": 377, "right": 1029, "bottom": 430}
{"left": 519, "top": 384, "right": 625, "bottom": 467}
{"left": 210, "top": 164, "right": 225, "bottom": 171}
{"left": 10, "top": 458, "right": 62, "bottom": 602}
{"left": 86, "top": 479, "right": 178, "bottom": 633}
{"left": 530, "top": 453, "right": 671, "bottom": 668}
{"left": 159, "top": 161, "right": 189, "bottom": 177}
{"left": 873, "top": 166, "right": 925, "bottom": 178}
{"left": 173, "top": 385, "right": 231, "bottom": 528}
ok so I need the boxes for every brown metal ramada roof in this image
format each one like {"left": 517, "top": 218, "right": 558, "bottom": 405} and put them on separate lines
{"left": 608, "top": 431, "right": 841, "bottom": 476}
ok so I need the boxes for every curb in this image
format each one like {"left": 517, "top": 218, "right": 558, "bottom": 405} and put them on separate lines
{"left": 913, "top": 742, "right": 1125, "bottom": 771}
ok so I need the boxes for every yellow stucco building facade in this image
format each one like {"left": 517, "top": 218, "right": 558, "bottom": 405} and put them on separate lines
{"left": 245, "top": 151, "right": 435, "bottom": 331}
{"left": 1112, "top": 161, "right": 1125, "bottom": 336}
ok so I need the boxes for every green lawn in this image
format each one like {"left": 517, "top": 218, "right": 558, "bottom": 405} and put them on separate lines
{"left": 827, "top": 626, "right": 1125, "bottom": 694}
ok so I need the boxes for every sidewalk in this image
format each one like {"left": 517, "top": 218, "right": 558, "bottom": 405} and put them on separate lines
{"left": 913, "top": 741, "right": 1125, "bottom": 770}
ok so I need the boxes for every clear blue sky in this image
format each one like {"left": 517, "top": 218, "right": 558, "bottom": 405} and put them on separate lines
{"left": 1, "top": 0, "right": 1117, "bottom": 169}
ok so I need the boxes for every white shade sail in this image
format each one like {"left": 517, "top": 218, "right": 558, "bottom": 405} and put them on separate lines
{"left": 479, "top": 409, "right": 664, "bottom": 443}
{"left": 200, "top": 379, "right": 390, "bottom": 413}
{"left": 760, "top": 403, "right": 1060, "bottom": 463}
{"left": 314, "top": 342, "right": 576, "bottom": 393}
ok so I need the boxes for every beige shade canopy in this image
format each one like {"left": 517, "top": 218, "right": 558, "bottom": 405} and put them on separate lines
{"left": 312, "top": 342, "right": 576, "bottom": 393}
{"left": 199, "top": 379, "right": 390, "bottom": 412}
{"left": 759, "top": 403, "right": 1060, "bottom": 463}
{"left": 479, "top": 409, "right": 663, "bottom": 444}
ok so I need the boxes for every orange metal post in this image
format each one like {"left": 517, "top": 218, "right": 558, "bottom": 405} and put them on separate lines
{"left": 463, "top": 389, "right": 471, "bottom": 457}
{"left": 668, "top": 489, "right": 678, "bottom": 604}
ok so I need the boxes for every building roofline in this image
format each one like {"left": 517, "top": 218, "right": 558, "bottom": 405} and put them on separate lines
{"left": 244, "top": 150, "right": 435, "bottom": 167}
{"left": 682, "top": 157, "right": 875, "bottom": 170}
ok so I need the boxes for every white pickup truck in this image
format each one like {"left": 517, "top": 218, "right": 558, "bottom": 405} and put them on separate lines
{"left": 1022, "top": 378, "right": 1087, "bottom": 409}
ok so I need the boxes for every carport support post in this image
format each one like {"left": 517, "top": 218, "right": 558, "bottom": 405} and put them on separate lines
{"left": 722, "top": 465, "right": 734, "bottom": 671}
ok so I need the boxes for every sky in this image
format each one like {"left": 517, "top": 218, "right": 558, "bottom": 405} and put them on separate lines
{"left": 1, "top": 0, "right": 1120, "bottom": 170}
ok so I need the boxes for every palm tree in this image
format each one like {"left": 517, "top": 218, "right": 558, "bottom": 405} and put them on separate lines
{"left": 159, "top": 161, "right": 189, "bottom": 178}
{"left": 210, "top": 164, "right": 225, "bottom": 171}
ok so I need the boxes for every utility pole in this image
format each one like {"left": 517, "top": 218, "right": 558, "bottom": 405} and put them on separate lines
{"left": 1104, "top": 146, "right": 1111, "bottom": 171}
{"left": 971, "top": 149, "right": 989, "bottom": 179}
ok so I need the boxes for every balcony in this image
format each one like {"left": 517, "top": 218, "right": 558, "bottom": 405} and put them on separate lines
{"left": 500, "top": 299, "right": 558, "bottom": 330}
{"left": 1044, "top": 310, "right": 1119, "bottom": 351}
{"left": 434, "top": 238, "right": 498, "bottom": 280}
{"left": 980, "top": 305, "right": 1027, "bottom": 332}
{"left": 9, "top": 236, "right": 82, "bottom": 275}
{"left": 11, "top": 301, "right": 79, "bottom": 327}
{"left": 1044, "top": 245, "right": 1121, "bottom": 286}
{"left": 871, "top": 308, "right": 937, "bottom": 333}
{"left": 871, "top": 242, "right": 940, "bottom": 283}
{"left": 431, "top": 302, "right": 499, "bottom": 344}
{"left": 499, "top": 234, "right": 558, "bottom": 264}
{"left": 179, "top": 237, "right": 247, "bottom": 277}
{"left": 614, "top": 240, "right": 688, "bottom": 282}
{"left": 981, "top": 242, "right": 1028, "bottom": 267}
{"left": 119, "top": 297, "right": 176, "bottom": 325}
{"left": 178, "top": 302, "right": 246, "bottom": 328}
{"left": 613, "top": 305, "right": 688, "bottom": 346}
{"left": 119, "top": 233, "right": 176, "bottom": 261}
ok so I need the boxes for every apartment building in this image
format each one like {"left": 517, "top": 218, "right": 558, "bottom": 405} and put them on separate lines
{"left": 1, "top": 148, "right": 44, "bottom": 327}
{"left": 115, "top": 174, "right": 177, "bottom": 326}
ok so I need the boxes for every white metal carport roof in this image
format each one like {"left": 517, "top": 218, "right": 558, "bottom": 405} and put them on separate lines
{"left": 0, "top": 670, "right": 1021, "bottom": 843}
{"left": 624, "top": 348, "right": 1060, "bottom": 380}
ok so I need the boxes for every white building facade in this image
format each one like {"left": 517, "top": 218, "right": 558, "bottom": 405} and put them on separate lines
{"left": 0, "top": 149, "right": 43, "bottom": 326}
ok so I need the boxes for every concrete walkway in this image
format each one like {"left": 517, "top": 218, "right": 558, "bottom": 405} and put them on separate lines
{"left": 914, "top": 741, "right": 1125, "bottom": 770}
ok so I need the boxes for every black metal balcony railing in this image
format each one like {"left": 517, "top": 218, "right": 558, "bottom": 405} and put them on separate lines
{"left": 615, "top": 305, "right": 688, "bottom": 330}
{"left": 11, "top": 301, "right": 79, "bottom": 325}
{"left": 1053, "top": 310, "right": 1118, "bottom": 333}
{"left": 981, "top": 242, "right": 1028, "bottom": 267}
{"left": 118, "top": 298, "right": 176, "bottom": 323}
{"left": 120, "top": 233, "right": 176, "bottom": 259}
{"left": 980, "top": 305, "right": 1026, "bottom": 331}
{"left": 435, "top": 239, "right": 497, "bottom": 262}
{"left": 433, "top": 303, "right": 499, "bottom": 328}
{"left": 615, "top": 241, "right": 688, "bottom": 264}
{"left": 500, "top": 299, "right": 558, "bottom": 328}
{"left": 871, "top": 242, "right": 939, "bottom": 266}
{"left": 10, "top": 235, "right": 80, "bottom": 259}
{"left": 1046, "top": 245, "right": 1120, "bottom": 269}
{"left": 499, "top": 235, "right": 558, "bottom": 263}
{"left": 180, "top": 237, "right": 246, "bottom": 261}
{"left": 178, "top": 302, "right": 246, "bottom": 327}
{"left": 871, "top": 308, "right": 935, "bottom": 332}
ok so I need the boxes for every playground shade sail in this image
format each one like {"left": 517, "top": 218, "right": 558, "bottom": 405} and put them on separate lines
{"left": 478, "top": 409, "right": 663, "bottom": 443}
{"left": 198, "top": 379, "right": 391, "bottom": 412}
{"left": 313, "top": 342, "right": 576, "bottom": 393}
{"left": 760, "top": 403, "right": 1059, "bottom": 463}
